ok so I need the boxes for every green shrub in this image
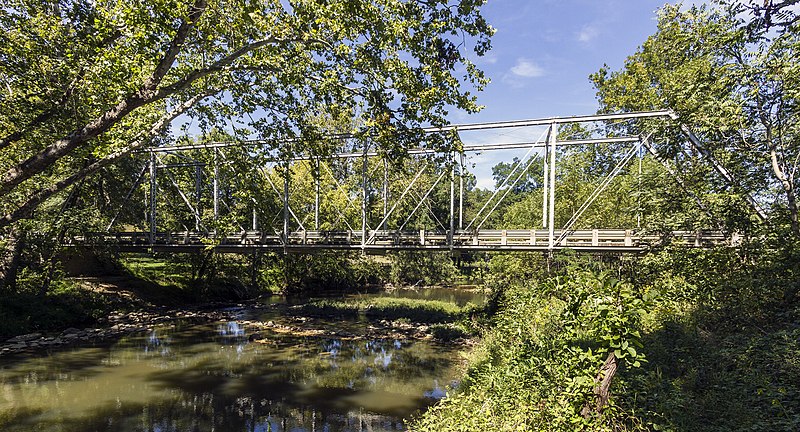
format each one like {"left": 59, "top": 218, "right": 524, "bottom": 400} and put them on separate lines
{"left": 412, "top": 265, "right": 650, "bottom": 431}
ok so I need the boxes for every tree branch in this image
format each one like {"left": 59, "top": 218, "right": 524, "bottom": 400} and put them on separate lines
{"left": 0, "top": 0, "right": 207, "bottom": 199}
{"left": 0, "top": 91, "right": 213, "bottom": 229}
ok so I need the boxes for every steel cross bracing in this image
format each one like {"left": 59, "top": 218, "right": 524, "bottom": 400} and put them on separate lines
{"left": 76, "top": 110, "right": 751, "bottom": 254}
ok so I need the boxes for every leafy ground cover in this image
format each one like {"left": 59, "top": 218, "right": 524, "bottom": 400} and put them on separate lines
{"left": 411, "top": 248, "right": 800, "bottom": 431}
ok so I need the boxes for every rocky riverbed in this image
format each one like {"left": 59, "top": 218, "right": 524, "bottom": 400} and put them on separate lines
{"left": 0, "top": 307, "right": 243, "bottom": 356}
{"left": 1, "top": 302, "right": 473, "bottom": 356}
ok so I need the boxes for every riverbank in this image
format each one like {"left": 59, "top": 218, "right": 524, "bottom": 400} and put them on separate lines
{"left": 1, "top": 275, "right": 482, "bottom": 356}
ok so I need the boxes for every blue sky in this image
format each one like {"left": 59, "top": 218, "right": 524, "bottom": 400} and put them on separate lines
{"left": 457, "top": 0, "right": 701, "bottom": 189}
{"left": 175, "top": 1, "right": 702, "bottom": 190}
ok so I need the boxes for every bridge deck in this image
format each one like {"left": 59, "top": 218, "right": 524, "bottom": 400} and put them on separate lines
{"left": 67, "top": 229, "right": 735, "bottom": 253}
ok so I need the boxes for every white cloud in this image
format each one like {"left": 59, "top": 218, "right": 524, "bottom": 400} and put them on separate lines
{"left": 477, "top": 53, "right": 498, "bottom": 65}
{"left": 577, "top": 25, "right": 599, "bottom": 43}
{"left": 510, "top": 59, "right": 545, "bottom": 78}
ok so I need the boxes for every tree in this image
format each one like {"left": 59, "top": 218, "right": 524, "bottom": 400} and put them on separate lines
{"left": 591, "top": 2, "right": 800, "bottom": 236}
{"left": 491, "top": 156, "right": 542, "bottom": 193}
{"left": 0, "top": 0, "right": 493, "bottom": 232}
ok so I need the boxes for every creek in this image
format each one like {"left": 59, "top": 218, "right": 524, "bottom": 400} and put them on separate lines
{"left": 0, "top": 287, "right": 485, "bottom": 431}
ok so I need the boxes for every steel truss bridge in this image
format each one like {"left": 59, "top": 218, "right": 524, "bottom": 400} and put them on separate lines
{"left": 68, "top": 110, "right": 758, "bottom": 254}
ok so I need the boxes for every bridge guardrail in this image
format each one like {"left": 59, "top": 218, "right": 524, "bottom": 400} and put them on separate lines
{"left": 66, "top": 228, "right": 738, "bottom": 252}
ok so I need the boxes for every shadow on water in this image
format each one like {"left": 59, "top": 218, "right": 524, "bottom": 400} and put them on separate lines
{"left": 0, "top": 394, "right": 418, "bottom": 432}
{"left": 0, "top": 306, "right": 463, "bottom": 431}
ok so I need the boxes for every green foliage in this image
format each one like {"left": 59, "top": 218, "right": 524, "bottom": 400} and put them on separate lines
{"left": 364, "top": 297, "right": 462, "bottom": 323}
{"left": 295, "top": 299, "right": 360, "bottom": 319}
{"left": 413, "top": 261, "right": 651, "bottom": 431}
{"left": 0, "top": 0, "right": 494, "bottom": 232}
{"left": 0, "top": 279, "right": 118, "bottom": 339}
{"left": 429, "top": 323, "right": 469, "bottom": 342}
{"left": 282, "top": 252, "right": 386, "bottom": 295}
{"left": 298, "top": 296, "right": 465, "bottom": 324}
{"left": 591, "top": 1, "right": 800, "bottom": 235}
{"left": 389, "top": 251, "right": 459, "bottom": 286}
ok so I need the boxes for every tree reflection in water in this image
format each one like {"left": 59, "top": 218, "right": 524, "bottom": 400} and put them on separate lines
{"left": 0, "top": 315, "right": 461, "bottom": 432}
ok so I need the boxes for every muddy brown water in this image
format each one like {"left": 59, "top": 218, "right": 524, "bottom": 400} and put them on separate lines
{"left": 0, "top": 288, "right": 484, "bottom": 431}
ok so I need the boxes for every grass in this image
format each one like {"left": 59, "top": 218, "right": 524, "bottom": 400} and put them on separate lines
{"left": 296, "top": 296, "right": 469, "bottom": 324}
{"left": 412, "top": 250, "right": 800, "bottom": 432}
{"left": 295, "top": 299, "right": 361, "bottom": 319}
{"left": 121, "top": 255, "right": 192, "bottom": 288}
{"left": 364, "top": 298, "right": 463, "bottom": 323}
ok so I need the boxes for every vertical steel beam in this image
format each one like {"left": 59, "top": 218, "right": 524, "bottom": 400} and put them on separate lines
{"left": 548, "top": 122, "right": 556, "bottom": 249}
{"left": 382, "top": 159, "right": 388, "bottom": 231}
{"left": 283, "top": 160, "right": 290, "bottom": 247}
{"left": 449, "top": 152, "right": 455, "bottom": 248}
{"left": 361, "top": 140, "right": 368, "bottom": 252}
{"left": 194, "top": 164, "right": 202, "bottom": 231}
{"left": 542, "top": 126, "right": 551, "bottom": 229}
{"left": 149, "top": 152, "right": 157, "bottom": 244}
{"left": 458, "top": 152, "right": 464, "bottom": 230}
{"left": 213, "top": 149, "right": 219, "bottom": 225}
{"left": 315, "top": 158, "right": 320, "bottom": 231}
{"left": 637, "top": 145, "right": 642, "bottom": 229}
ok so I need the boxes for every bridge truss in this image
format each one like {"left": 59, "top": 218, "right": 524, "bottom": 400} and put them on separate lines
{"left": 70, "top": 110, "right": 751, "bottom": 254}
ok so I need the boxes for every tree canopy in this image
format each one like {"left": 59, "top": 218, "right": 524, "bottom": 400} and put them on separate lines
{"left": 0, "top": 0, "right": 493, "bottom": 229}
{"left": 591, "top": 1, "right": 800, "bottom": 236}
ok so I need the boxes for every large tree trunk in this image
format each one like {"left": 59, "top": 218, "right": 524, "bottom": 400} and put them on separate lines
{"left": 581, "top": 351, "right": 619, "bottom": 418}
{"left": 768, "top": 144, "right": 799, "bottom": 236}
{"left": 0, "top": 229, "right": 25, "bottom": 292}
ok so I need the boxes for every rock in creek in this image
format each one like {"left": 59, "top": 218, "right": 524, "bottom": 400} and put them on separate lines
{"left": 6, "top": 333, "right": 42, "bottom": 343}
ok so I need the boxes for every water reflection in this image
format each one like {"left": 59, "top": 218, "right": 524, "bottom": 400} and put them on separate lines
{"left": 219, "top": 321, "right": 246, "bottom": 337}
{"left": 0, "top": 316, "right": 460, "bottom": 431}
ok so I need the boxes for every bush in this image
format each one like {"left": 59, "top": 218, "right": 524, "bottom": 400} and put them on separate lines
{"left": 282, "top": 252, "right": 386, "bottom": 295}
{"left": 412, "top": 264, "right": 650, "bottom": 431}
